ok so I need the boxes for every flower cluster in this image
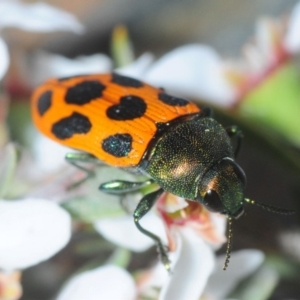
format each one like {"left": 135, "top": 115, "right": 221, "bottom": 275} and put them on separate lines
{"left": 0, "top": 1, "right": 83, "bottom": 299}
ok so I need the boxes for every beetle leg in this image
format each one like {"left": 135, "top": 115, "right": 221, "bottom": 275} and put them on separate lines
{"left": 65, "top": 152, "right": 102, "bottom": 189}
{"left": 100, "top": 179, "right": 155, "bottom": 214}
{"left": 133, "top": 188, "right": 171, "bottom": 271}
{"left": 226, "top": 126, "right": 244, "bottom": 158}
{"left": 99, "top": 179, "right": 154, "bottom": 194}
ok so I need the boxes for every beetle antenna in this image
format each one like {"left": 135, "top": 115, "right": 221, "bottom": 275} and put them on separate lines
{"left": 223, "top": 217, "right": 233, "bottom": 270}
{"left": 244, "top": 198, "right": 295, "bottom": 215}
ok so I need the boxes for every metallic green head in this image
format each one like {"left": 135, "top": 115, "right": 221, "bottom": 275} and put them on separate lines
{"left": 198, "top": 157, "right": 246, "bottom": 218}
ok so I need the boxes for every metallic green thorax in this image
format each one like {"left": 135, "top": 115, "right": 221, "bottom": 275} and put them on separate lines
{"left": 142, "top": 114, "right": 244, "bottom": 217}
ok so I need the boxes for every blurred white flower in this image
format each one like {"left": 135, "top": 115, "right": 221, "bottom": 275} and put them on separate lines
{"left": 144, "top": 44, "right": 237, "bottom": 107}
{"left": 0, "top": 198, "right": 71, "bottom": 270}
{"left": 203, "top": 249, "right": 265, "bottom": 299}
{"left": 94, "top": 211, "right": 167, "bottom": 252}
{"left": 56, "top": 250, "right": 264, "bottom": 300}
{"left": 0, "top": 1, "right": 83, "bottom": 33}
{"left": 29, "top": 52, "right": 112, "bottom": 87}
{"left": 116, "top": 52, "right": 155, "bottom": 78}
{"left": 158, "top": 228, "right": 215, "bottom": 300}
{"left": 31, "top": 134, "right": 71, "bottom": 173}
{"left": 56, "top": 265, "right": 136, "bottom": 300}
{"left": 138, "top": 249, "right": 264, "bottom": 300}
{"left": 0, "top": 0, "right": 83, "bottom": 82}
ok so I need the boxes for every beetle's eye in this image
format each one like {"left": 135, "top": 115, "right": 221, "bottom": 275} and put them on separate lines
{"left": 203, "top": 190, "right": 224, "bottom": 213}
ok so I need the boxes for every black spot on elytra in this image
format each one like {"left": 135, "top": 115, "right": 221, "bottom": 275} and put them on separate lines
{"left": 65, "top": 80, "right": 106, "bottom": 105}
{"left": 52, "top": 112, "right": 92, "bottom": 139}
{"left": 112, "top": 73, "right": 143, "bottom": 88}
{"left": 158, "top": 92, "right": 189, "bottom": 106}
{"left": 37, "top": 90, "right": 52, "bottom": 116}
{"left": 102, "top": 133, "right": 132, "bottom": 157}
{"left": 106, "top": 95, "right": 147, "bottom": 120}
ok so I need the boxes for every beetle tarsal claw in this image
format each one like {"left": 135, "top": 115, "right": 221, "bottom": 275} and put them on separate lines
{"left": 157, "top": 243, "right": 171, "bottom": 272}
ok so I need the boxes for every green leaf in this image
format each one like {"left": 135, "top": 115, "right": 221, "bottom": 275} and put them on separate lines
{"left": 240, "top": 63, "right": 300, "bottom": 147}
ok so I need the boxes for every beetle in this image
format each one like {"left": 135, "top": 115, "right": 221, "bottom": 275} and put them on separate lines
{"left": 31, "top": 72, "right": 293, "bottom": 270}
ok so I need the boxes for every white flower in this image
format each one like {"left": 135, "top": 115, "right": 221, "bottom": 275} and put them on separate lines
{"left": 31, "top": 134, "right": 71, "bottom": 173}
{"left": 116, "top": 52, "right": 155, "bottom": 78}
{"left": 203, "top": 249, "right": 265, "bottom": 299}
{"left": 158, "top": 228, "right": 215, "bottom": 300}
{"left": 0, "top": 0, "right": 83, "bottom": 82}
{"left": 29, "top": 52, "right": 112, "bottom": 87}
{"left": 56, "top": 250, "right": 264, "bottom": 300}
{"left": 94, "top": 211, "right": 167, "bottom": 252}
{"left": 95, "top": 193, "right": 226, "bottom": 300}
{"left": 144, "top": 44, "right": 237, "bottom": 107}
{"left": 136, "top": 249, "right": 264, "bottom": 300}
{"left": 0, "top": 1, "right": 83, "bottom": 33}
{"left": 0, "top": 198, "right": 71, "bottom": 270}
{"left": 56, "top": 265, "right": 136, "bottom": 300}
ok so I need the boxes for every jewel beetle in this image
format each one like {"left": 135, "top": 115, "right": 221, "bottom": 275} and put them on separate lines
{"left": 31, "top": 72, "right": 294, "bottom": 270}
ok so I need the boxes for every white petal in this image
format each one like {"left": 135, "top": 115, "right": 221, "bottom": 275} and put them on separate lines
{"left": 163, "top": 196, "right": 189, "bottom": 214}
{"left": 29, "top": 52, "right": 112, "bottom": 86}
{"left": 0, "top": 198, "right": 71, "bottom": 270}
{"left": 208, "top": 213, "right": 227, "bottom": 250}
{"left": 94, "top": 212, "right": 167, "bottom": 252}
{"left": 145, "top": 44, "right": 236, "bottom": 107}
{"left": 278, "top": 230, "right": 300, "bottom": 261}
{"left": 57, "top": 265, "right": 136, "bottom": 300}
{"left": 116, "top": 53, "right": 155, "bottom": 78}
{"left": 138, "top": 263, "right": 168, "bottom": 297}
{"left": 0, "top": 38, "right": 9, "bottom": 81}
{"left": 284, "top": 1, "right": 300, "bottom": 53}
{"left": 32, "top": 133, "right": 70, "bottom": 173}
{"left": 204, "top": 249, "right": 265, "bottom": 298}
{"left": 159, "top": 227, "right": 215, "bottom": 300}
{"left": 0, "top": 1, "right": 83, "bottom": 33}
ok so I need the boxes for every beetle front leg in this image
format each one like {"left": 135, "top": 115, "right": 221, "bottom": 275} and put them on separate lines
{"left": 133, "top": 188, "right": 171, "bottom": 271}
{"left": 99, "top": 179, "right": 154, "bottom": 194}
{"left": 100, "top": 178, "right": 156, "bottom": 214}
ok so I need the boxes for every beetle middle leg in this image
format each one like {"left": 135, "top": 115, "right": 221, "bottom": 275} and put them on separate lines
{"left": 99, "top": 178, "right": 156, "bottom": 214}
{"left": 99, "top": 178, "right": 157, "bottom": 215}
